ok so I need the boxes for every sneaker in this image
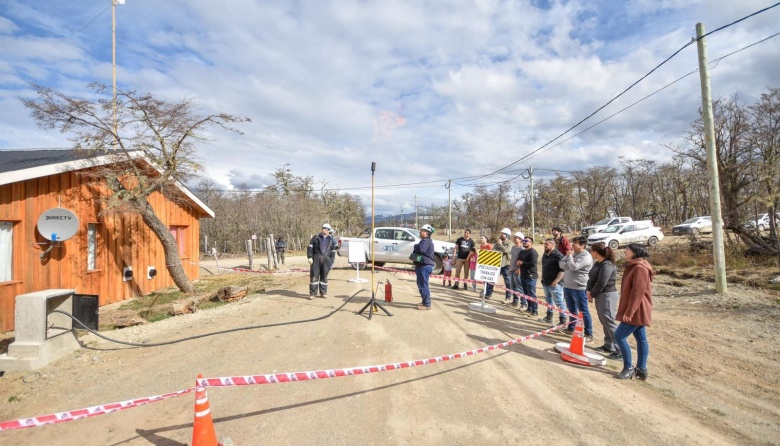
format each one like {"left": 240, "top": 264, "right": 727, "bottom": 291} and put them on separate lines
{"left": 308, "top": 295, "right": 315, "bottom": 300}
{"left": 585, "top": 336, "right": 594, "bottom": 344}
{"left": 538, "top": 316, "right": 553, "bottom": 323}
{"left": 320, "top": 294, "right": 327, "bottom": 299}
{"left": 417, "top": 304, "right": 431, "bottom": 310}
{"left": 594, "top": 345, "right": 611, "bottom": 353}
{"left": 510, "top": 301, "right": 519, "bottom": 307}
{"left": 504, "top": 297, "right": 512, "bottom": 303}
{"left": 530, "top": 311, "right": 538, "bottom": 317}
{"left": 520, "top": 303, "right": 528, "bottom": 310}
{"left": 607, "top": 352, "right": 623, "bottom": 360}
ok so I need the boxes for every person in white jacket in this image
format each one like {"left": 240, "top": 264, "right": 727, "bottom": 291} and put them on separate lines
{"left": 559, "top": 236, "right": 594, "bottom": 342}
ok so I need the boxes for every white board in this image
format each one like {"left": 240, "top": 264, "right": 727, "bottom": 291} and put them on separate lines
{"left": 476, "top": 264, "right": 500, "bottom": 284}
{"left": 347, "top": 241, "right": 367, "bottom": 263}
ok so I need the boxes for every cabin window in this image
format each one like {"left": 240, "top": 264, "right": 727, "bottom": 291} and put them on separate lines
{"left": 0, "top": 222, "right": 12, "bottom": 282}
{"left": 169, "top": 225, "right": 188, "bottom": 257}
{"left": 87, "top": 223, "right": 100, "bottom": 271}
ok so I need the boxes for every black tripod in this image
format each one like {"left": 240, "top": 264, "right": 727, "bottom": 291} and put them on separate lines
{"left": 357, "top": 161, "right": 393, "bottom": 320}
{"left": 358, "top": 281, "right": 392, "bottom": 320}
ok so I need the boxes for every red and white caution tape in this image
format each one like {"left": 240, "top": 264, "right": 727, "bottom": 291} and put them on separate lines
{"left": 0, "top": 388, "right": 195, "bottom": 432}
{"left": 196, "top": 324, "right": 567, "bottom": 388}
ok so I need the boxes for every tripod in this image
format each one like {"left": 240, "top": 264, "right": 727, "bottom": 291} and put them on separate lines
{"left": 358, "top": 281, "right": 392, "bottom": 320}
{"left": 357, "top": 161, "right": 393, "bottom": 320}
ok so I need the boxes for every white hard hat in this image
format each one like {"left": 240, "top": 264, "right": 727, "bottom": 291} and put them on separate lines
{"left": 513, "top": 231, "right": 525, "bottom": 239}
{"left": 501, "top": 228, "right": 512, "bottom": 236}
{"left": 322, "top": 223, "right": 332, "bottom": 230}
{"left": 420, "top": 224, "right": 435, "bottom": 233}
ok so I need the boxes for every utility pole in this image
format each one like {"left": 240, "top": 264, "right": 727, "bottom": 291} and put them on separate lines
{"left": 696, "top": 23, "right": 727, "bottom": 293}
{"left": 415, "top": 194, "right": 418, "bottom": 228}
{"left": 447, "top": 179, "right": 452, "bottom": 241}
{"left": 111, "top": 0, "right": 124, "bottom": 146}
{"left": 529, "top": 166, "right": 535, "bottom": 239}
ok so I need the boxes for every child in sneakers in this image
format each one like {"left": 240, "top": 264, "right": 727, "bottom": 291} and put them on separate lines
{"left": 442, "top": 253, "right": 453, "bottom": 286}
{"left": 468, "top": 247, "right": 478, "bottom": 292}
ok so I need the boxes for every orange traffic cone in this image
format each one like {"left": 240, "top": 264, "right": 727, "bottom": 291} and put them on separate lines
{"left": 555, "top": 312, "right": 607, "bottom": 366}
{"left": 192, "top": 374, "right": 219, "bottom": 446}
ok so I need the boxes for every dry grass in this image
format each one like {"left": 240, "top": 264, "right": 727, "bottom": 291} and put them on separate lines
{"left": 104, "top": 273, "right": 273, "bottom": 329}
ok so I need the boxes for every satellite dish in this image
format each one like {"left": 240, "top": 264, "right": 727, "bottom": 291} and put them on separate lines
{"left": 37, "top": 208, "right": 80, "bottom": 242}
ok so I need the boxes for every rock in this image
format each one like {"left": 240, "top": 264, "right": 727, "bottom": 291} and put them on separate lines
{"left": 210, "top": 285, "right": 249, "bottom": 303}
{"left": 171, "top": 298, "right": 197, "bottom": 315}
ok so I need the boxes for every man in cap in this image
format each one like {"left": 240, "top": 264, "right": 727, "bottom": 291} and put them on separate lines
{"left": 307, "top": 223, "right": 338, "bottom": 300}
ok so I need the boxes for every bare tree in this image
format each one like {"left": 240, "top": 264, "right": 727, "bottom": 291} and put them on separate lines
{"left": 23, "top": 83, "right": 250, "bottom": 293}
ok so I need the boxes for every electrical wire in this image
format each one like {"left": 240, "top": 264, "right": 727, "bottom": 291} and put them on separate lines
{"left": 0, "top": 4, "right": 113, "bottom": 83}
{"left": 49, "top": 289, "right": 360, "bottom": 348}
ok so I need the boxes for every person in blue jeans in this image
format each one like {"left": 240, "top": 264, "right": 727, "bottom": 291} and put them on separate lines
{"left": 490, "top": 228, "right": 513, "bottom": 301}
{"left": 539, "top": 238, "right": 566, "bottom": 325}
{"left": 413, "top": 224, "right": 436, "bottom": 310}
{"left": 614, "top": 244, "right": 655, "bottom": 381}
{"left": 559, "top": 236, "right": 593, "bottom": 342}
{"left": 517, "top": 237, "right": 539, "bottom": 316}
{"left": 508, "top": 232, "right": 526, "bottom": 306}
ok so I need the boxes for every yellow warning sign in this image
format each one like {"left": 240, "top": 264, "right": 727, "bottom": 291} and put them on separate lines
{"left": 477, "top": 250, "right": 501, "bottom": 267}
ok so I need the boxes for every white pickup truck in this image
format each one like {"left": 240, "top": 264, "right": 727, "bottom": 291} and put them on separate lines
{"left": 337, "top": 227, "right": 456, "bottom": 274}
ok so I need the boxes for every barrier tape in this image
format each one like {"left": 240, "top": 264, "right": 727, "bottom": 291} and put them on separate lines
{"left": 375, "top": 265, "right": 579, "bottom": 320}
{"left": 0, "top": 267, "right": 573, "bottom": 432}
{"left": 0, "top": 388, "right": 195, "bottom": 432}
{"left": 196, "top": 323, "right": 567, "bottom": 388}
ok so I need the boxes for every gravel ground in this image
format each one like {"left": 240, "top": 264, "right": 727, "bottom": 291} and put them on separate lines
{"left": 0, "top": 254, "right": 778, "bottom": 446}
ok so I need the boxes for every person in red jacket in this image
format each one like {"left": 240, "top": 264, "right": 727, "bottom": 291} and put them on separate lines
{"left": 614, "top": 244, "right": 655, "bottom": 381}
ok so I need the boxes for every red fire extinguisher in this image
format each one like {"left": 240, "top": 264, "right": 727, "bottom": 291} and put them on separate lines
{"left": 385, "top": 279, "right": 393, "bottom": 302}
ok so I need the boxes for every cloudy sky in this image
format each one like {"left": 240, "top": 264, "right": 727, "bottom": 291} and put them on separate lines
{"left": 1, "top": 0, "right": 779, "bottom": 215}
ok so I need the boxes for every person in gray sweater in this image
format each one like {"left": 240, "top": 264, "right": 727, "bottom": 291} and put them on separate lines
{"left": 587, "top": 242, "right": 620, "bottom": 358}
{"left": 559, "top": 236, "right": 593, "bottom": 341}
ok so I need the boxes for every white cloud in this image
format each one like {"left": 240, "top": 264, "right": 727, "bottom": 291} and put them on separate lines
{"left": 1, "top": 0, "right": 779, "bottom": 215}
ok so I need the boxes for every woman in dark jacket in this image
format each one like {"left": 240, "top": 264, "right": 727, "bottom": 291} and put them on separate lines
{"left": 413, "top": 224, "right": 436, "bottom": 310}
{"left": 614, "top": 244, "right": 655, "bottom": 381}
{"left": 586, "top": 242, "right": 619, "bottom": 359}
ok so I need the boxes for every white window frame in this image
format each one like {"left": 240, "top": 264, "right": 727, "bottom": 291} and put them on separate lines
{"left": 0, "top": 221, "right": 13, "bottom": 282}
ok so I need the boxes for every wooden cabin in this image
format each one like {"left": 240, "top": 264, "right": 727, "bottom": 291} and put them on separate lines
{"left": 0, "top": 149, "right": 214, "bottom": 333}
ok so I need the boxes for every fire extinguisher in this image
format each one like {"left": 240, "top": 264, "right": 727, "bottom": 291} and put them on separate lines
{"left": 385, "top": 279, "right": 393, "bottom": 302}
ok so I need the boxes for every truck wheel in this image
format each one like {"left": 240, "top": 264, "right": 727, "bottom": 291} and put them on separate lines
{"left": 433, "top": 255, "right": 443, "bottom": 275}
{"left": 608, "top": 240, "right": 619, "bottom": 250}
{"left": 372, "top": 261, "right": 386, "bottom": 268}
{"left": 692, "top": 228, "right": 700, "bottom": 236}
{"left": 648, "top": 236, "right": 658, "bottom": 246}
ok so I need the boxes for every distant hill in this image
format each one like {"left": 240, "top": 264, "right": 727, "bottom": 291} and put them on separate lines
{"left": 363, "top": 212, "right": 416, "bottom": 227}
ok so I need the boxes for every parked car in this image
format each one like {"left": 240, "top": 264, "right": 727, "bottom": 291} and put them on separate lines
{"left": 586, "top": 220, "right": 664, "bottom": 249}
{"left": 743, "top": 213, "right": 780, "bottom": 232}
{"left": 672, "top": 216, "right": 712, "bottom": 236}
{"left": 580, "top": 217, "right": 633, "bottom": 235}
{"left": 337, "top": 227, "right": 455, "bottom": 274}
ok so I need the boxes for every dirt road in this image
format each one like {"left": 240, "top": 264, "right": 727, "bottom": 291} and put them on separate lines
{"left": 0, "top": 255, "right": 778, "bottom": 445}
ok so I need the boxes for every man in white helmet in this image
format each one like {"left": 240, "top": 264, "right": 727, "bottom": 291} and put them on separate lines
{"left": 307, "top": 223, "right": 337, "bottom": 299}
{"left": 486, "top": 227, "right": 513, "bottom": 300}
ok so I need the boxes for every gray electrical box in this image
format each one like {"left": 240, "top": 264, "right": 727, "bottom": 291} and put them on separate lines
{"left": 72, "top": 294, "right": 99, "bottom": 331}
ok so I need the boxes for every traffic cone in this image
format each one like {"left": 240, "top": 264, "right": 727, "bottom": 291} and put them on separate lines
{"left": 560, "top": 312, "right": 589, "bottom": 366}
{"left": 192, "top": 374, "right": 219, "bottom": 446}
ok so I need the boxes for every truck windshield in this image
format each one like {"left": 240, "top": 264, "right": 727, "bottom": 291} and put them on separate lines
{"left": 595, "top": 218, "right": 612, "bottom": 225}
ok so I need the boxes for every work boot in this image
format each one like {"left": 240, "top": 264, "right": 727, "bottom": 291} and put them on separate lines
{"left": 616, "top": 367, "right": 635, "bottom": 380}
{"left": 538, "top": 315, "right": 553, "bottom": 324}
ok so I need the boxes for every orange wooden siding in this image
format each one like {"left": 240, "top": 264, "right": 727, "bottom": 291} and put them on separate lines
{"left": 0, "top": 170, "right": 204, "bottom": 332}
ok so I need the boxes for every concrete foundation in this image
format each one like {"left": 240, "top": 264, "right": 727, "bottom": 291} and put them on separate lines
{"left": 0, "top": 289, "right": 81, "bottom": 371}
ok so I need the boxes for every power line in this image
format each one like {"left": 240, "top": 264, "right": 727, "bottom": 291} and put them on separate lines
{"left": 0, "top": 4, "right": 112, "bottom": 83}
{"left": 475, "top": 2, "right": 780, "bottom": 181}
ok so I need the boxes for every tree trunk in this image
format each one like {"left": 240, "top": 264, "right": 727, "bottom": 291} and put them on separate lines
{"left": 138, "top": 201, "right": 195, "bottom": 293}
